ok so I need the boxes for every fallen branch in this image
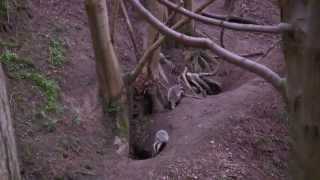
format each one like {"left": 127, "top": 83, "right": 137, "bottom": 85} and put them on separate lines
{"left": 158, "top": 0, "right": 292, "bottom": 33}
{"left": 256, "top": 39, "right": 281, "bottom": 62}
{"left": 128, "top": 0, "right": 286, "bottom": 96}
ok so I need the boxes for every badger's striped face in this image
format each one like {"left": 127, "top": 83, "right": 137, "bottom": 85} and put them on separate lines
{"left": 153, "top": 141, "right": 167, "bottom": 155}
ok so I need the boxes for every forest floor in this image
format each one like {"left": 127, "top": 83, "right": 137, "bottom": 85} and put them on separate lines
{"left": 0, "top": 0, "right": 288, "bottom": 179}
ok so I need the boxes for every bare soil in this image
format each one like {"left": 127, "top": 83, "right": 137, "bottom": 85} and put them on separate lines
{"left": 1, "top": 0, "right": 288, "bottom": 179}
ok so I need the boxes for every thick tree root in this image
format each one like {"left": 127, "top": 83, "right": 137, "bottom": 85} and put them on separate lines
{"left": 182, "top": 68, "right": 222, "bottom": 97}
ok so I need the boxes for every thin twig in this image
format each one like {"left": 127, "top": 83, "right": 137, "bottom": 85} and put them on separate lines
{"left": 213, "top": 52, "right": 264, "bottom": 59}
{"left": 110, "top": 0, "right": 120, "bottom": 44}
{"left": 201, "top": 12, "right": 259, "bottom": 25}
{"left": 158, "top": 0, "right": 292, "bottom": 33}
{"left": 256, "top": 39, "right": 281, "bottom": 62}
{"left": 219, "top": 0, "right": 234, "bottom": 48}
{"left": 120, "top": 0, "right": 139, "bottom": 61}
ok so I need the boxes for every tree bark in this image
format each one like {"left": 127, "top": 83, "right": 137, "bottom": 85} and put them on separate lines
{"left": 85, "top": 0, "right": 129, "bottom": 139}
{"left": 0, "top": 65, "right": 21, "bottom": 180}
{"left": 281, "top": 0, "right": 320, "bottom": 179}
{"left": 165, "top": 0, "right": 194, "bottom": 48}
{"left": 143, "top": 0, "right": 166, "bottom": 112}
{"left": 183, "top": 0, "right": 194, "bottom": 34}
{"left": 170, "top": 0, "right": 194, "bottom": 34}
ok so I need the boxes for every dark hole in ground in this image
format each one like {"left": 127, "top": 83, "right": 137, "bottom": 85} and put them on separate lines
{"left": 129, "top": 147, "right": 153, "bottom": 160}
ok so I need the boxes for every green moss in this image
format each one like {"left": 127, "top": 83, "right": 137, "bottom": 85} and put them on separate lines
{"left": 49, "top": 39, "right": 65, "bottom": 66}
{"left": 105, "top": 100, "right": 129, "bottom": 140}
{"left": 1, "top": 50, "right": 60, "bottom": 112}
{"left": 0, "top": 0, "right": 7, "bottom": 18}
{"left": 107, "top": 101, "right": 121, "bottom": 113}
{"left": 117, "top": 115, "right": 129, "bottom": 140}
{"left": 0, "top": 49, "right": 17, "bottom": 63}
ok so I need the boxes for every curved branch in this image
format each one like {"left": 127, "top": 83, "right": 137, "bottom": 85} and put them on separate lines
{"left": 201, "top": 12, "right": 259, "bottom": 25}
{"left": 130, "top": 0, "right": 216, "bottom": 83}
{"left": 129, "top": 0, "right": 286, "bottom": 96}
{"left": 158, "top": 0, "right": 292, "bottom": 33}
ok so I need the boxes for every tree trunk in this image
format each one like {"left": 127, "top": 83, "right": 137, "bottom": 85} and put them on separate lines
{"left": 183, "top": 0, "right": 194, "bottom": 34}
{"left": 165, "top": 0, "right": 194, "bottom": 48}
{"left": 143, "top": 0, "right": 166, "bottom": 112}
{"left": 85, "top": 0, "right": 129, "bottom": 139}
{"left": 281, "top": 0, "right": 320, "bottom": 179}
{"left": 0, "top": 65, "right": 21, "bottom": 180}
{"left": 223, "top": 0, "right": 234, "bottom": 9}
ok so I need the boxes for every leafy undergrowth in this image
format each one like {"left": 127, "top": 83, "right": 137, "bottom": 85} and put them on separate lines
{"left": 0, "top": 49, "right": 60, "bottom": 113}
{"left": 49, "top": 38, "right": 65, "bottom": 66}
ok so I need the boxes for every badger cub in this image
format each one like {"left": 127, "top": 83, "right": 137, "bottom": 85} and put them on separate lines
{"left": 167, "top": 84, "right": 184, "bottom": 110}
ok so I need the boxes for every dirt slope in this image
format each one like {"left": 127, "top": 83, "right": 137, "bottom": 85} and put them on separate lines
{"left": 0, "top": 0, "right": 288, "bottom": 179}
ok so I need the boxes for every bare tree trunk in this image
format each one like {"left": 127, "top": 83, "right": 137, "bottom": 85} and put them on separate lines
{"left": 143, "top": 1, "right": 166, "bottom": 112}
{"left": 85, "top": 0, "right": 129, "bottom": 139}
{"left": 281, "top": 0, "right": 320, "bottom": 179}
{"left": 110, "top": 0, "right": 120, "bottom": 44}
{"left": 166, "top": 0, "right": 194, "bottom": 48}
{"left": 183, "top": 0, "right": 194, "bottom": 34}
{"left": 0, "top": 65, "right": 21, "bottom": 180}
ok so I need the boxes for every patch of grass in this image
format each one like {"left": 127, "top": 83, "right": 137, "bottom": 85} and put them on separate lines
{"left": 49, "top": 39, "right": 65, "bottom": 66}
{"left": 0, "top": 50, "right": 60, "bottom": 113}
{"left": 71, "top": 108, "right": 81, "bottom": 125}
{"left": 0, "top": 49, "right": 17, "bottom": 63}
{"left": 0, "top": 50, "right": 35, "bottom": 77}
{"left": 24, "top": 72, "right": 59, "bottom": 112}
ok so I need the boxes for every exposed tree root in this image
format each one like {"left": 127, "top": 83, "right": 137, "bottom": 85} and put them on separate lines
{"left": 181, "top": 67, "right": 197, "bottom": 95}
{"left": 186, "top": 71, "right": 221, "bottom": 96}
{"left": 180, "top": 67, "right": 221, "bottom": 98}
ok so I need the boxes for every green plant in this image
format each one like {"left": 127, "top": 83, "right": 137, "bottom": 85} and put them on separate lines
{"left": 49, "top": 39, "right": 65, "bottom": 66}
{"left": 0, "top": 50, "right": 35, "bottom": 78}
{"left": 0, "top": 49, "right": 17, "bottom": 63}
{"left": 0, "top": 0, "right": 7, "bottom": 18}
{"left": 107, "top": 101, "right": 121, "bottom": 113}
{"left": 24, "top": 72, "right": 59, "bottom": 112}
{"left": 72, "top": 108, "right": 81, "bottom": 125}
{"left": 1, "top": 50, "right": 60, "bottom": 113}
